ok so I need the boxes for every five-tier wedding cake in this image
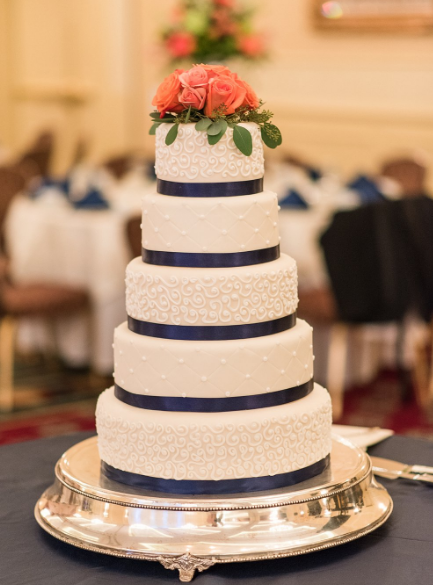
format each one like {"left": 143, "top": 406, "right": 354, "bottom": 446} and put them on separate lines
{"left": 96, "top": 65, "right": 332, "bottom": 495}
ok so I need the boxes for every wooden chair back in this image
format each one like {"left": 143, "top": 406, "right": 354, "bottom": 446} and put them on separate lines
{"left": 125, "top": 215, "right": 142, "bottom": 259}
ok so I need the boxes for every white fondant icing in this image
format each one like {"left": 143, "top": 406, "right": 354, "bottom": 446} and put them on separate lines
{"left": 96, "top": 384, "right": 332, "bottom": 481}
{"left": 141, "top": 191, "right": 279, "bottom": 254}
{"left": 125, "top": 254, "right": 298, "bottom": 326}
{"left": 114, "top": 319, "right": 313, "bottom": 398}
{"left": 155, "top": 123, "right": 264, "bottom": 183}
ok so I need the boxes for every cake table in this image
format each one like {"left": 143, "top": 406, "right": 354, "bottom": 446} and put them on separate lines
{"left": 35, "top": 434, "right": 392, "bottom": 582}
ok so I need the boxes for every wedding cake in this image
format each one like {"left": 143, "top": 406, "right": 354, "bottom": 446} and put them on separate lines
{"left": 96, "top": 65, "right": 332, "bottom": 495}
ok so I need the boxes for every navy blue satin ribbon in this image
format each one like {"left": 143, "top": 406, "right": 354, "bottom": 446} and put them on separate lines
{"left": 114, "top": 378, "right": 313, "bottom": 413}
{"left": 101, "top": 455, "right": 330, "bottom": 495}
{"left": 157, "top": 178, "right": 263, "bottom": 198}
{"left": 128, "top": 313, "right": 296, "bottom": 341}
{"left": 142, "top": 245, "right": 280, "bottom": 268}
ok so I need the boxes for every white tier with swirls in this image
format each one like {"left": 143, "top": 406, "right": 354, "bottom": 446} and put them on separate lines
{"left": 96, "top": 384, "right": 332, "bottom": 481}
{"left": 125, "top": 254, "right": 298, "bottom": 327}
{"left": 114, "top": 319, "right": 313, "bottom": 398}
{"left": 142, "top": 190, "right": 279, "bottom": 254}
{"left": 155, "top": 122, "right": 264, "bottom": 183}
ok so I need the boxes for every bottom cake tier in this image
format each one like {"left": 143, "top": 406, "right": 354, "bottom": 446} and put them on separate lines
{"left": 96, "top": 384, "right": 332, "bottom": 494}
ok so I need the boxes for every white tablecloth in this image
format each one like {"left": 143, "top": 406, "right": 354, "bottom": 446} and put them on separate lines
{"left": 5, "top": 193, "right": 142, "bottom": 373}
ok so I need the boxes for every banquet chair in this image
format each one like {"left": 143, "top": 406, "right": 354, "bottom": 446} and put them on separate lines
{"left": 381, "top": 157, "right": 427, "bottom": 198}
{"left": 0, "top": 262, "right": 89, "bottom": 412}
{"left": 0, "top": 166, "right": 26, "bottom": 247}
{"left": 309, "top": 196, "right": 433, "bottom": 420}
{"left": 125, "top": 215, "right": 142, "bottom": 259}
{"left": 18, "top": 131, "right": 54, "bottom": 178}
{"left": 103, "top": 154, "right": 133, "bottom": 180}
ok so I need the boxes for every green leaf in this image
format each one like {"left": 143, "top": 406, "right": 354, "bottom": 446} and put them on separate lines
{"left": 233, "top": 125, "right": 253, "bottom": 156}
{"left": 184, "top": 106, "right": 191, "bottom": 124}
{"left": 165, "top": 124, "right": 179, "bottom": 146}
{"left": 150, "top": 111, "right": 175, "bottom": 120}
{"left": 149, "top": 123, "right": 160, "bottom": 136}
{"left": 195, "top": 117, "right": 213, "bottom": 131}
{"left": 207, "top": 124, "right": 227, "bottom": 145}
{"left": 261, "top": 127, "right": 277, "bottom": 149}
{"left": 261, "top": 124, "right": 282, "bottom": 149}
{"left": 207, "top": 119, "right": 227, "bottom": 136}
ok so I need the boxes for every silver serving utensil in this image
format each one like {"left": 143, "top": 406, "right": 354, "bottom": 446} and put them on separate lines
{"left": 371, "top": 456, "right": 433, "bottom": 484}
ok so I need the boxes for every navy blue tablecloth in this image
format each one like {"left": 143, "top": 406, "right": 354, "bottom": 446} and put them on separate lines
{"left": 0, "top": 432, "right": 432, "bottom": 584}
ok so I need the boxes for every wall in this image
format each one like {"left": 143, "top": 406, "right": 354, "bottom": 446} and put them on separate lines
{"left": 256, "top": 1, "right": 433, "bottom": 184}
{"left": 0, "top": 0, "right": 144, "bottom": 172}
{"left": 1, "top": 0, "right": 432, "bottom": 184}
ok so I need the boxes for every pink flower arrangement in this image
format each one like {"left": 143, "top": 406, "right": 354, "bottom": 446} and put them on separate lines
{"left": 150, "top": 65, "right": 281, "bottom": 156}
{"left": 161, "top": 0, "right": 266, "bottom": 64}
{"left": 152, "top": 64, "right": 259, "bottom": 119}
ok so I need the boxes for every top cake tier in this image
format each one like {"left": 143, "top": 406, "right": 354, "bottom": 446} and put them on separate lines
{"left": 155, "top": 122, "right": 264, "bottom": 184}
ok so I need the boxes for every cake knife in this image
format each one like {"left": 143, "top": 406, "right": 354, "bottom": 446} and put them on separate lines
{"left": 371, "top": 456, "right": 433, "bottom": 483}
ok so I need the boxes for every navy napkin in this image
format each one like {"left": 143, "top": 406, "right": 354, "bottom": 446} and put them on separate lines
{"left": 279, "top": 188, "right": 309, "bottom": 209}
{"left": 72, "top": 187, "right": 109, "bottom": 210}
{"left": 348, "top": 174, "right": 386, "bottom": 205}
{"left": 30, "top": 177, "right": 70, "bottom": 199}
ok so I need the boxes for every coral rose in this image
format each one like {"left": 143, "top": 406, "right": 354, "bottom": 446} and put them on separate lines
{"left": 178, "top": 86, "right": 207, "bottom": 110}
{"left": 204, "top": 74, "right": 246, "bottom": 117}
{"left": 179, "top": 65, "right": 209, "bottom": 88}
{"left": 238, "top": 79, "right": 260, "bottom": 109}
{"left": 200, "top": 63, "right": 233, "bottom": 79}
{"left": 152, "top": 69, "right": 184, "bottom": 117}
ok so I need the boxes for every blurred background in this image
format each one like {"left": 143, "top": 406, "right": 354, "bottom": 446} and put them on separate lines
{"left": 0, "top": 0, "right": 433, "bottom": 444}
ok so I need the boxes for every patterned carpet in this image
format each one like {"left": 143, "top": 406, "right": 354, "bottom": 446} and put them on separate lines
{"left": 1, "top": 357, "right": 433, "bottom": 445}
{"left": 339, "top": 369, "right": 433, "bottom": 441}
{"left": 0, "top": 355, "right": 108, "bottom": 445}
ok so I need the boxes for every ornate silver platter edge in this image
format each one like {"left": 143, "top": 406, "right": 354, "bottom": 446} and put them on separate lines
{"left": 35, "top": 435, "right": 393, "bottom": 582}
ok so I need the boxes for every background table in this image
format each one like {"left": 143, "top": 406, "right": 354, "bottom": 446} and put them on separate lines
{"left": 1, "top": 431, "right": 432, "bottom": 584}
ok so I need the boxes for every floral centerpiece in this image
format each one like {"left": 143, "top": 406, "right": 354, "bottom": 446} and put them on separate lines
{"left": 162, "top": 0, "right": 266, "bottom": 64}
{"left": 149, "top": 64, "right": 281, "bottom": 156}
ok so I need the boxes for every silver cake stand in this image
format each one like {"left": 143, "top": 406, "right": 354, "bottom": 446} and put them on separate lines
{"left": 35, "top": 435, "right": 392, "bottom": 582}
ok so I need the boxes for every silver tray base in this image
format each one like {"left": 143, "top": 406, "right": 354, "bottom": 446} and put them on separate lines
{"left": 35, "top": 435, "right": 392, "bottom": 581}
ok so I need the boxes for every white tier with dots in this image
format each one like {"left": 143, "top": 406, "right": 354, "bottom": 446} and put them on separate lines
{"left": 114, "top": 319, "right": 313, "bottom": 398}
{"left": 96, "top": 384, "right": 332, "bottom": 482}
{"left": 141, "top": 191, "right": 279, "bottom": 254}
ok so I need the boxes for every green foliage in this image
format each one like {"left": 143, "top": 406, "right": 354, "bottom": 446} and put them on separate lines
{"left": 261, "top": 123, "right": 282, "bottom": 149}
{"left": 149, "top": 98, "right": 282, "bottom": 156}
{"left": 208, "top": 127, "right": 227, "bottom": 145}
{"left": 207, "top": 119, "right": 227, "bottom": 136}
{"left": 149, "top": 123, "right": 160, "bottom": 136}
{"left": 233, "top": 125, "right": 253, "bottom": 156}
{"left": 195, "top": 117, "right": 213, "bottom": 131}
{"left": 184, "top": 106, "right": 192, "bottom": 124}
{"left": 165, "top": 124, "right": 179, "bottom": 146}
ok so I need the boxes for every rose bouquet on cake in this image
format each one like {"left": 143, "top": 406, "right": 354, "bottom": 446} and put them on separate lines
{"left": 149, "top": 64, "right": 281, "bottom": 156}
{"left": 162, "top": 0, "right": 266, "bottom": 64}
